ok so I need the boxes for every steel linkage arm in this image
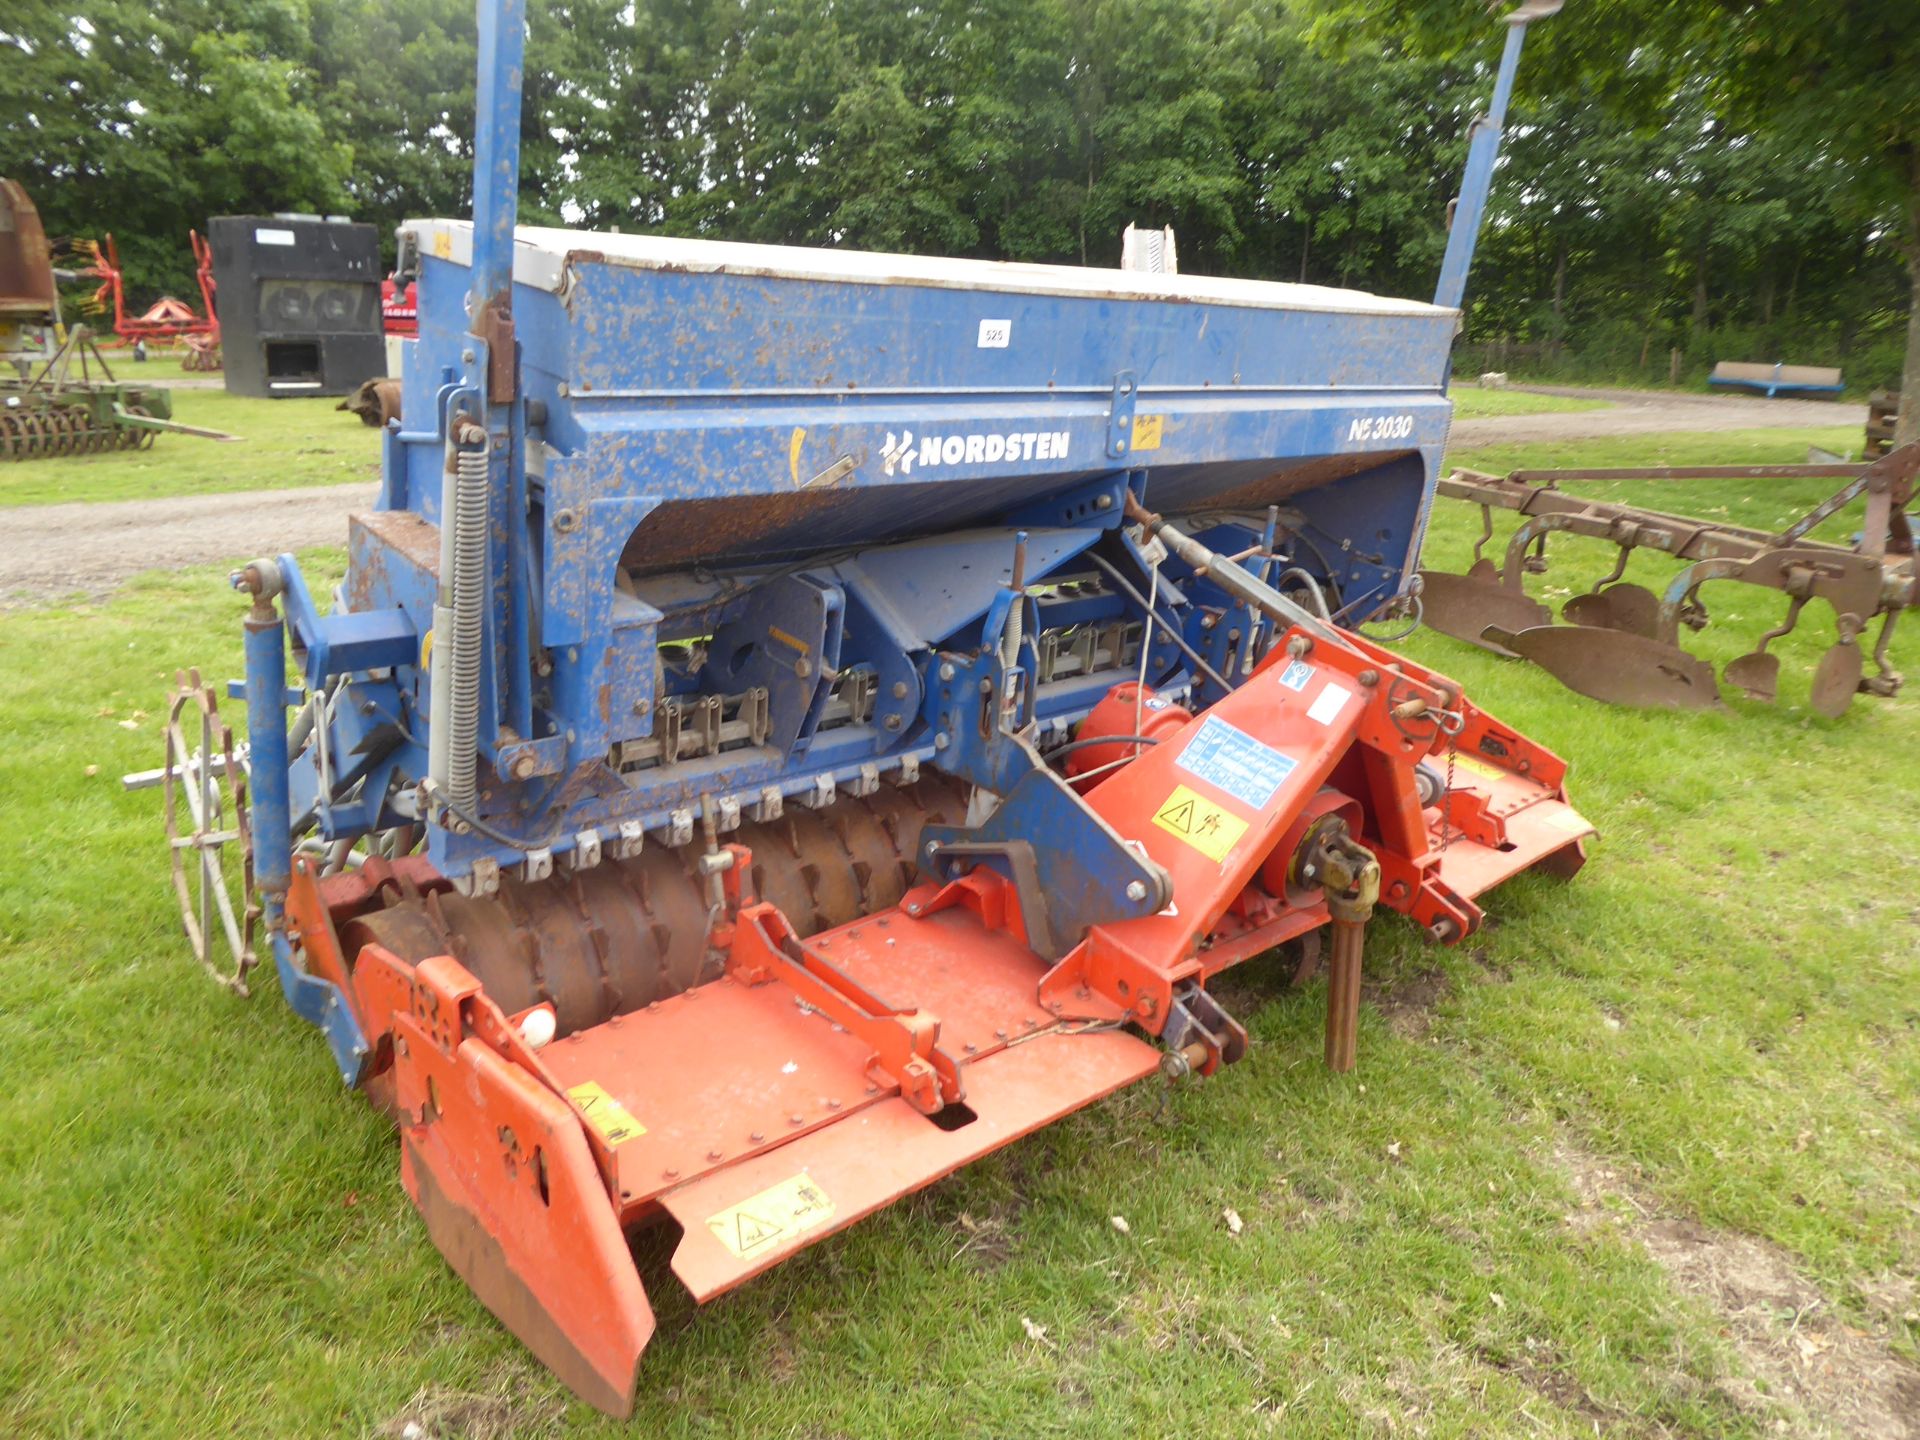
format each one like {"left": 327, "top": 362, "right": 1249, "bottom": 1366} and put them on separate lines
{"left": 728, "top": 903, "right": 965, "bottom": 1116}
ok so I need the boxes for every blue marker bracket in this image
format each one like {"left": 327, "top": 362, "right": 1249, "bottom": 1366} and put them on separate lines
{"left": 270, "top": 929, "right": 370, "bottom": 1089}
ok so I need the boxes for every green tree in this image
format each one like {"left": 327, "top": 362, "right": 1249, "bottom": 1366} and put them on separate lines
{"left": 1, "top": 0, "right": 354, "bottom": 300}
{"left": 1313, "top": 0, "right": 1920, "bottom": 432}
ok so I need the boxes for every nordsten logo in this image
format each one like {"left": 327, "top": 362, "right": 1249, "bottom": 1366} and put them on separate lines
{"left": 880, "top": 428, "right": 1072, "bottom": 476}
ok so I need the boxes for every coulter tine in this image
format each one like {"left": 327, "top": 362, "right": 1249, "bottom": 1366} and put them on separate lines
{"left": 1721, "top": 651, "right": 1780, "bottom": 704}
{"left": 1559, "top": 592, "right": 1609, "bottom": 628}
{"left": 1562, "top": 582, "right": 1661, "bottom": 638}
{"left": 1416, "top": 569, "right": 1551, "bottom": 657}
{"left": 1498, "top": 625, "right": 1722, "bottom": 710}
{"left": 1724, "top": 595, "right": 1806, "bottom": 705}
{"left": 1809, "top": 639, "right": 1865, "bottom": 719}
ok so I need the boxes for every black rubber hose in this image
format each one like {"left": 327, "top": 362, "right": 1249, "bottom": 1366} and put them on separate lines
{"left": 1084, "top": 552, "right": 1235, "bottom": 695}
{"left": 1046, "top": 733, "right": 1162, "bottom": 758}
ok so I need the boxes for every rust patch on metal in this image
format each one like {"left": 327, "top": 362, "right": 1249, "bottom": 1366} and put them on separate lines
{"left": 348, "top": 510, "right": 442, "bottom": 611}
{"left": 1203, "top": 451, "right": 1406, "bottom": 510}
{"left": 618, "top": 490, "right": 872, "bottom": 574}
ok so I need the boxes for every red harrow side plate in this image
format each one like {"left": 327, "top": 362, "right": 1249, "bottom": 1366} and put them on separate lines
{"left": 282, "top": 623, "right": 1590, "bottom": 1415}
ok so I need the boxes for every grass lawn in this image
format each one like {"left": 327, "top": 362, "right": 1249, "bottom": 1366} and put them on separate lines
{"left": 0, "top": 386, "right": 379, "bottom": 508}
{"left": 1450, "top": 425, "right": 1867, "bottom": 476}
{"left": 1447, "top": 385, "right": 1613, "bottom": 420}
{"left": 1, "top": 428, "right": 1915, "bottom": 1438}
{"left": 79, "top": 347, "right": 208, "bottom": 384}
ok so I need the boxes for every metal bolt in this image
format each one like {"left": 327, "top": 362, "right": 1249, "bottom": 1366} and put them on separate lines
{"left": 749, "top": 1131, "right": 765, "bottom": 1143}
{"left": 934, "top": 731, "right": 950, "bottom": 750}
{"left": 633, "top": 698, "right": 651, "bottom": 717}
{"left": 508, "top": 752, "right": 537, "bottom": 781}
{"left": 1125, "top": 880, "right": 1149, "bottom": 902}
{"left": 789, "top": 1114, "right": 805, "bottom": 1127}
{"left": 707, "top": 1148, "right": 723, "bottom": 1162}
{"left": 891, "top": 681, "right": 909, "bottom": 699}
{"left": 662, "top": 1168, "right": 679, "bottom": 1180}
{"left": 939, "top": 662, "right": 956, "bottom": 681}
{"left": 884, "top": 714, "right": 902, "bottom": 731}
{"left": 1096, "top": 494, "right": 1113, "bottom": 510}
{"left": 1358, "top": 668, "right": 1380, "bottom": 687}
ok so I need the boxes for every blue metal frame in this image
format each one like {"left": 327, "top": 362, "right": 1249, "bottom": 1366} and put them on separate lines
{"left": 244, "top": 0, "right": 1557, "bottom": 1067}
{"left": 1433, "top": 3, "right": 1561, "bottom": 313}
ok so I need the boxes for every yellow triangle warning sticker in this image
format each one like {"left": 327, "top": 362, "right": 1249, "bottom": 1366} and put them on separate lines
{"left": 707, "top": 1172, "right": 837, "bottom": 1259}
{"left": 1152, "top": 783, "right": 1250, "bottom": 863}
{"left": 566, "top": 1080, "right": 647, "bottom": 1146}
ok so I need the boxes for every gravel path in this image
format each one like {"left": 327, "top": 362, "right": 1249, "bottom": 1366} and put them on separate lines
{"left": 1455, "top": 385, "right": 1863, "bottom": 446}
{"left": 0, "top": 386, "right": 1868, "bottom": 609}
{"left": 0, "top": 482, "right": 376, "bottom": 610}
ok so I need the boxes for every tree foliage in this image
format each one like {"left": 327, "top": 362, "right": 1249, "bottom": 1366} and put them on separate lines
{"left": 2, "top": 0, "right": 1910, "bottom": 391}
{"left": 1313, "top": 0, "right": 1920, "bottom": 408}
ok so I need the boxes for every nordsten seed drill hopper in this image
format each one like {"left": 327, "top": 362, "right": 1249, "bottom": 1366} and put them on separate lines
{"left": 168, "top": 0, "right": 1589, "bottom": 1414}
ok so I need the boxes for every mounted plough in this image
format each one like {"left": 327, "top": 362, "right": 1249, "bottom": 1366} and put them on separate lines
{"left": 1418, "top": 444, "right": 1918, "bottom": 716}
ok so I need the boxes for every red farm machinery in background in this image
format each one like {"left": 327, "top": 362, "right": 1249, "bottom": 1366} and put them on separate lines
{"left": 76, "top": 230, "right": 418, "bottom": 377}
{"left": 76, "top": 231, "right": 223, "bottom": 370}
{"left": 381, "top": 275, "right": 417, "bottom": 336}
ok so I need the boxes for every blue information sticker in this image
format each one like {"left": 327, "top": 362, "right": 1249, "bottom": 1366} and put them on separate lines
{"left": 1277, "top": 659, "right": 1315, "bottom": 692}
{"left": 1175, "top": 715, "right": 1298, "bottom": 810}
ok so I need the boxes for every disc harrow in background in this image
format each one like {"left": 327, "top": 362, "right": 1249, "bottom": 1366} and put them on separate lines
{"left": 0, "top": 403, "right": 155, "bottom": 459}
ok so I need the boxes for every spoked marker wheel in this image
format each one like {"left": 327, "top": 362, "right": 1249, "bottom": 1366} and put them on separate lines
{"left": 163, "top": 670, "right": 259, "bottom": 995}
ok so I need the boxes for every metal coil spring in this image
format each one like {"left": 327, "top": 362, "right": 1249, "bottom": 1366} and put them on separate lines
{"left": 445, "top": 438, "right": 490, "bottom": 813}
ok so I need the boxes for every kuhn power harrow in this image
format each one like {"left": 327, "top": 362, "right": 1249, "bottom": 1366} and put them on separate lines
{"left": 150, "top": 0, "right": 1586, "bottom": 1414}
